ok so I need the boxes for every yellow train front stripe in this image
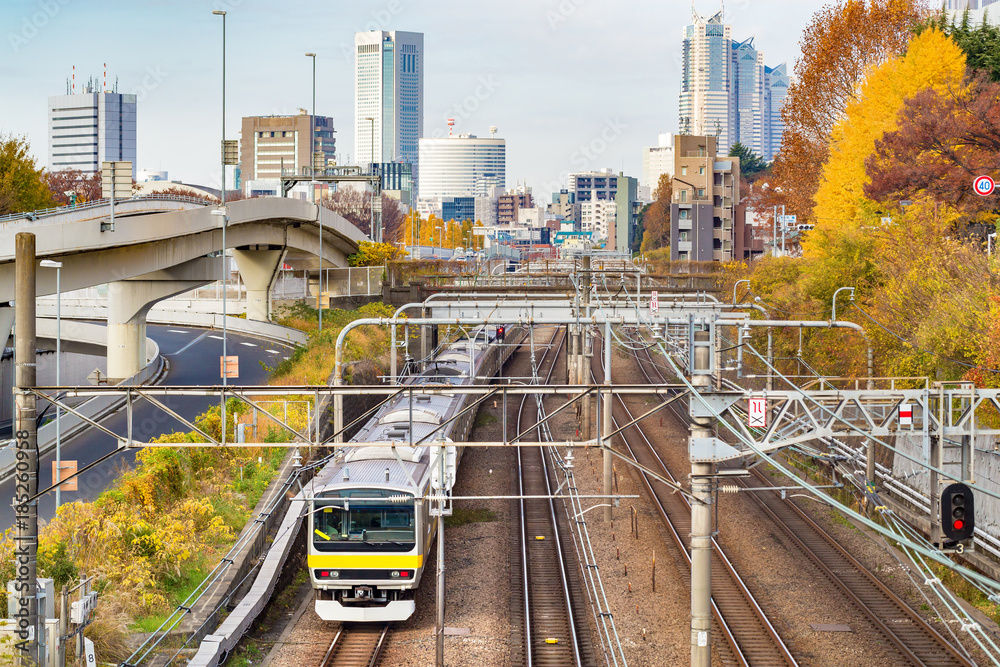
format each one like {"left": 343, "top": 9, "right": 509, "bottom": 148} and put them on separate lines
{"left": 308, "top": 554, "right": 424, "bottom": 569}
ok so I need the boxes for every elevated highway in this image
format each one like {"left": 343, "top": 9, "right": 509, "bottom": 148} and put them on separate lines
{"left": 0, "top": 197, "right": 367, "bottom": 378}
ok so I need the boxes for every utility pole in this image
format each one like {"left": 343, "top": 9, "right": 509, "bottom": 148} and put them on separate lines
{"left": 689, "top": 329, "right": 713, "bottom": 667}
{"left": 14, "top": 232, "right": 39, "bottom": 666}
{"left": 581, "top": 254, "right": 592, "bottom": 441}
{"left": 603, "top": 320, "right": 613, "bottom": 522}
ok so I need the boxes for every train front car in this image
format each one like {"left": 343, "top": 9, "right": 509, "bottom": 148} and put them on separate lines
{"left": 308, "top": 326, "right": 501, "bottom": 622}
{"left": 308, "top": 442, "right": 432, "bottom": 622}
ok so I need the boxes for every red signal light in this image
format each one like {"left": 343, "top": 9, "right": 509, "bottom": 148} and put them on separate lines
{"left": 401, "top": 571, "right": 410, "bottom": 577}
{"left": 954, "top": 520, "right": 965, "bottom": 531}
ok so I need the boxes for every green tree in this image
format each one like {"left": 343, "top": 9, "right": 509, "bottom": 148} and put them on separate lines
{"left": 0, "top": 134, "right": 53, "bottom": 215}
{"left": 728, "top": 142, "right": 767, "bottom": 180}
{"left": 920, "top": 9, "right": 1000, "bottom": 80}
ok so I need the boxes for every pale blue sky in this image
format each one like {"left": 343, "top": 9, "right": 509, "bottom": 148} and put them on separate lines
{"left": 0, "top": 0, "right": 822, "bottom": 197}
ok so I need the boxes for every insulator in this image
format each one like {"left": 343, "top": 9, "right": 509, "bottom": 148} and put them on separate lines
{"left": 718, "top": 484, "right": 740, "bottom": 494}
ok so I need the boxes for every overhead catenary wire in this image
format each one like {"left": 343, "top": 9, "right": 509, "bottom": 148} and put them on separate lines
{"left": 602, "top": 281, "right": 1000, "bottom": 601}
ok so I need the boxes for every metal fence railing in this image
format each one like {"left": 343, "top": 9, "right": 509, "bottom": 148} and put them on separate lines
{"left": 0, "top": 194, "right": 215, "bottom": 225}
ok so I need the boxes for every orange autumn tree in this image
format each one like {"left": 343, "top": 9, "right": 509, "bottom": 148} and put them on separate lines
{"left": 806, "top": 27, "right": 967, "bottom": 259}
{"left": 761, "top": 0, "right": 926, "bottom": 225}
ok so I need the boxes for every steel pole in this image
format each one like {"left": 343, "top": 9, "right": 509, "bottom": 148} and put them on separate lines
{"left": 603, "top": 320, "right": 613, "bottom": 522}
{"left": 582, "top": 255, "right": 592, "bottom": 441}
{"left": 215, "top": 10, "right": 229, "bottom": 446}
{"left": 55, "top": 265, "right": 61, "bottom": 510}
{"left": 690, "top": 329, "right": 712, "bottom": 667}
{"left": 436, "top": 443, "right": 446, "bottom": 667}
{"left": 14, "top": 232, "right": 39, "bottom": 666}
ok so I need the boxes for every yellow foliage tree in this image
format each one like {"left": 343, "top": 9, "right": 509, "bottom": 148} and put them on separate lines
{"left": 400, "top": 211, "right": 484, "bottom": 251}
{"left": 806, "top": 28, "right": 967, "bottom": 259}
{"left": 349, "top": 240, "right": 407, "bottom": 267}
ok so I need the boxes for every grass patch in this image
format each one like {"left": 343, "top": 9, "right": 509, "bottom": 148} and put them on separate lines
{"left": 225, "top": 640, "right": 265, "bottom": 667}
{"left": 473, "top": 411, "right": 498, "bottom": 428}
{"left": 445, "top": 507, "right": 498, "bottom": 528}
{"left": 131, "top": 563, "right": 209, "bottom": 631}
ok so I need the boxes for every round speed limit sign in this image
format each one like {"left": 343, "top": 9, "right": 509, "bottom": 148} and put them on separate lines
{"left": 974, "top": 175, "right": 996, "bottom": 196}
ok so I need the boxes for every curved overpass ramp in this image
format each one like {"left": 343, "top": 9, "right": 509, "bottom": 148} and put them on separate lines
{"left": 0, "top": 197, "right": 367, "bottom": 378}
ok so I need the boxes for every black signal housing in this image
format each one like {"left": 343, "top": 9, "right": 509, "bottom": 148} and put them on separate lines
{"left": 941, "top": 482, "right": 975, "bottom": 542}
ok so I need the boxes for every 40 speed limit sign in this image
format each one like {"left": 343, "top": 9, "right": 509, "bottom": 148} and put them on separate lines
{"left": 974, "top": 175, "right": 996, "bottom": 196}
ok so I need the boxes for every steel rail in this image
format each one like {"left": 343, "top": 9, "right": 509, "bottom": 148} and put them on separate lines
{"left": 514, "top": 326, "right": 584, "bottom": 667}
{"left": 319, "top": 623, "right": 390, "bottom": 667}
{"left": 597, "top": 338, "right": 796, "bottom": 666}
{"left": 637, "top": 339, "right": 976, "bottom": 666}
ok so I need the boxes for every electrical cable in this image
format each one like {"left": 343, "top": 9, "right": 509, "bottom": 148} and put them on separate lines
{"left": 851, "top": 303, "right": 1000, "bottom": 374}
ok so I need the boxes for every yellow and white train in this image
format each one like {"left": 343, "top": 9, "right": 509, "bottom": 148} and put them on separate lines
{"left": 307, "top": 325, "right": 514, "bottom": 622}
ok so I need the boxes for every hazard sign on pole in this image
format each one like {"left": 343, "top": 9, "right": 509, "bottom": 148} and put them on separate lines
{"left": 650, "top": 290, "right": 659, "bottom": 315}
{"left": 748, "top": 396, "right": 767, "bottom": 428}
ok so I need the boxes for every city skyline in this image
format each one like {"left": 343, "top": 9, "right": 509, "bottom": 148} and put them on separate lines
{"left": 1, "top": 0, "right": 822, "bottom": 200}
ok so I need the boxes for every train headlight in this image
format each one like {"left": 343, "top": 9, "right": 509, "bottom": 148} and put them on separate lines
{"left": 390, "top": 570, "right": 411, "bottom": 579}
{"left": 315, "top": 570, "right": 340, "bottom": 579}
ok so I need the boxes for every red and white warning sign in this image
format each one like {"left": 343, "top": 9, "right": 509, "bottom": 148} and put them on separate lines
{"left": 899, "top": 403, "right": 913, "bottom": 427}
{"left": 748, "top": 396, "right": 767, "bottom": 428}
{"left": 650, "top": 290, "right": 659, "bottom": 315}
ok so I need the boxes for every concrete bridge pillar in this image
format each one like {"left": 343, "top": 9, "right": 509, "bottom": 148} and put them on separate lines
{"left": 107, "top": 280, "right": 207, "bottom": 381}
{"left": 233, "top": 247, "right": 286, "bottom": 322}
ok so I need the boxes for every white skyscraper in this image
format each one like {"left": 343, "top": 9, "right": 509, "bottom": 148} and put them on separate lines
{"left": 679, "top": 11, "right": 735, "bottom": 148}
{"left": 679, "top": 11, "right": 788, "bottom": 161}
{"left": 417, "top": 133, "right": 506, "bottom": 200}
{"left": 48, "top": 79, "right": 136, "bottom": 176}
{"left": 642, "top": 133, "right": 675, "bottom": 190}
{"left": 355, "top": 30, "right": 424, "bottom": 179}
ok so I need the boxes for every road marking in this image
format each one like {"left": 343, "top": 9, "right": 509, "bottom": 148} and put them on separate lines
{"left": 266, "top": 349, "right": 281, "bottom": 354}
{"left": 165, "top": 330, "right": 210, "bottom": 356}
{"left": 208, "top": 335, "right": 224, "bottom": 340}
{"left": 239, "top": 342, "right": 257, "bottom": 347}
{"left": 168, "top": 329, "right": 189, "bottom": 334}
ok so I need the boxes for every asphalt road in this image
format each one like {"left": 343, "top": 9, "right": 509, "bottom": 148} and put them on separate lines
{"left": 2, "top": 324, "right": 295, "bottom": 529}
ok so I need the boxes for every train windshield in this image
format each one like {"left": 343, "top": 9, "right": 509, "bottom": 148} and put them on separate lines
{"left": 313, "top": 489, "right": 415, "bottom": 553}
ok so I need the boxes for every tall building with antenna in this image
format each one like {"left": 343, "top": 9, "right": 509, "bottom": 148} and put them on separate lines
{"left": 48, "top": 66, "right": 137, "bottom": 176}
{"left": 354, "top": 30, "right": 424, "bottom": 182}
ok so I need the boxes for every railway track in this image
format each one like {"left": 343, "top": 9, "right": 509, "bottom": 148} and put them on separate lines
{"left": 512, "top": 327, "right": 589, "bottom": 667}
{"left": 633, "top": 343, "right": 977, "bottom": 666}
{"left": 594, "top": 334, "right": 798, "bottom": 666}
{"left": 319, "top": 623, "right": 390, "bottom": 667}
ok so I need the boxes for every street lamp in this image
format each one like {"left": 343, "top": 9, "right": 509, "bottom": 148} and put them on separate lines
{"left": 365, "top": 117, "right": 376, "bottom": 241}
{"left": 305, "top": 52, "right": 324, "bottom": 331}
{"left": 733, "top": 278, "right": 750, "bottom": 306}
{"left": 365, "top": 117, "right": 375, "bottom": 172}
{"left": 832, "top": 286, "right": 855, "bottom": 322}
{"left": 39, "top": 260, "right": 62, "bottom": 509}
{"left": 305, "top": 53, "right": 316, "bottom": 193}
{"left": 212, "top": 9, "right": 230, "bottom": 445}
